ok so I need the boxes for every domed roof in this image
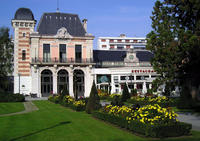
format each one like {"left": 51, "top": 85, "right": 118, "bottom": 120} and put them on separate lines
{"left": 14, "top": 8, "right": 34, "bottom": 20}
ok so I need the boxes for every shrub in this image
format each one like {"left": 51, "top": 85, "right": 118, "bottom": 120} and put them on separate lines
{"left": 71, "top": 100, "right": 86, "bottom": 111}
{"left": 0, "top": 92, "right": 25, "bottom": 102}
{"left": 111, "top": 95, "right": 123, "bottom": 106}
{"left": 127, "top": 96, "right": 177, "bottom": 107}
{"left": 130, "top": 89, "right": 137, "bottom": 97}
{"left": 121, "top": 83, "right": 130, "bottom": 102}
{"left": 93, "top": 104, "right": 192, "bottom": 138}
{"left": 86, "top": 81, "right": 101, "bottom": 114}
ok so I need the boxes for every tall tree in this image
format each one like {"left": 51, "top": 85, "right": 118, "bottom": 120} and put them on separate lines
{"left": 147, "top": 0, "right": 200, "bottom": 105}
{"left": 0, "top": 27, "right": 14, "bottom": 91}
{"left": 86, "top": 81, "right": 101, "bottom": 114}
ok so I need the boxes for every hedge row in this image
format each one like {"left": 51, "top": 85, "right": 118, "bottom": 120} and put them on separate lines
{"left": 92, "top": 111, "right": 192, "bottom": 138}
{"left": 127, "top": 97, "right": 178, "bottom": 108}
{"left": 48, "top": 95, "right": 86, "bottom": 112}
{"left": 0, "top": 93, "right": 25, "bottom": 102}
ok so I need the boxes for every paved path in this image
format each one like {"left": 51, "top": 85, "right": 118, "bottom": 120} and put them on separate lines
{"left": 0, "top": 101, "right": 38, "bottom": 117}
{"left": 177, "top": 112, "right": 200, "bottom": 131}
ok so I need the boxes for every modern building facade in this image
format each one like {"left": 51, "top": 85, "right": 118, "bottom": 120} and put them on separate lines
{"left": 98, "top": 34, "right": 146, "bottom": 50}
{"left": 12, "top": 8, "right": 157, "bottom": 97}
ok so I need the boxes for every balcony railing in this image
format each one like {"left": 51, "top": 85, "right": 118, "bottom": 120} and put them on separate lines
{"left": 32, "top": 57, "right": 94, "bottom": 64}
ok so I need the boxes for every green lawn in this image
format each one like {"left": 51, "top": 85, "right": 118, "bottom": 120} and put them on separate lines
{"left": 0, "top": 102, "right": 25, "bottom": 115}
{"left": 0, "top": 101, "right": 199, "bottom": 141}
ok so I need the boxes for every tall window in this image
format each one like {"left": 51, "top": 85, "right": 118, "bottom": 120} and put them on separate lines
{"left": 75, "top": 45, "right": 82, "bottom": 63}
{"left": 22, "top": 50, "right": 26, "bottom": 60}
{"left": 43, "top": 44, "right": 50, "bottom": 62}
{"left": 59, "top": 44, "right": 66, "bottom": 62}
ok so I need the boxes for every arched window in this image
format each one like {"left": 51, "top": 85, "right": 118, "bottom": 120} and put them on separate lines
{"left": 41, "top": 70, "right": 53, "bottom": 97}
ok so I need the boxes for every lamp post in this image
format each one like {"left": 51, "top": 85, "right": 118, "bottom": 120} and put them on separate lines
{"left": 18, "top": 73, "right": 21, "bottom": 94}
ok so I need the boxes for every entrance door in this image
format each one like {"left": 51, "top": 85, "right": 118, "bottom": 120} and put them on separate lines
{"left": 41, "top": 70, "right": 53, "bottom": 97}
{"left": 73, "top": 70, "right": 84, "bottom": 99}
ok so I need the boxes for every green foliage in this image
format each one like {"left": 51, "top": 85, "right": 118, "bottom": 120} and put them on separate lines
{"left": 0, "top": 92, "right": 25, "bottom": 102}
{"left": 93, "top": 111, "right": 192, "bottom": 138}
{"left": 111, "top": 95, "right": 123, "bottom": 106}
{"left": 127, "top": 96, "right": 178, "bottom": 108}
{"left": 0, "top": 27, "right": 14, "bottom": 91}
{"left": 121, "top": 83, "right": 130, "bottom": 102}
{"left": 147, "top": 0, "right": 200, "bottom": 105}
{"left": 130, "top": 88, "right": 137, "bottom": 97}
{"left": 59, "top": 85, "right": 69, "bottom": 103}
{"left": 86, "top": 81, "right": 101, "bottom": 114}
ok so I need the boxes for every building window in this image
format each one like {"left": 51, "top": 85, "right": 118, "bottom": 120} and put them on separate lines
{"left": 75, "top": 45, "right": 82, "bottom": 63}
{"left": 43, "top": 44, "right": 50, "bottom": 62}
{"left": 117, "top": 39, "right": 122, "bottom": 42}
{"left": 102, "top": 45, "right": 107, "bottom": 48}
{"left": 136, "top": 76, "right": 142, "bottom": 80}
{"left": 125, "top": 40, "right": 129, "bottom": 43}
{"left": 109, "top": 39, "right": 114, "bottom": 43}
{"left": 101, "top": 39, "right": 106, "bottom": 42}
{"left": 117, "top": 45, "right": 124, "bottom": 49}
{"left": 22, "top": 50, "right": 26, "bottom": 60}
{"left": 110, "top": 45, "right": 115, "bottom": 49}
{"left": 133, "top": 40, "right": 137, "bottom": 43}
{"left": 126, "top": 45, "right": 130, "bottom": 49}
{"left": 114, "top": 76, "right": 118, "bottom": 82}
{"left": 120, "top": 76, "right": 126, "bottom": 80}
{"left": 23, "top": 33, "right": 26, "bottom": 37}
{"left": 59, "top": 44, "right": 66, "bottom": 62}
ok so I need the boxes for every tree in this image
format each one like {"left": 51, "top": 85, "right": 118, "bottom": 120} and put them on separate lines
{"left": 147, "top": 0, "right": 200, "bottom": 106}
{"left": 86, "top": 81, "right": 101, "bottom": 114}
{"left": 0, "top": 27, "right": 13, "bottom": 91}
{"left": 121, "top": 83, "right": 130, "bottom": 102}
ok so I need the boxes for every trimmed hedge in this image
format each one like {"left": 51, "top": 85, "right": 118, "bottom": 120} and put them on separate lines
{"left": 92, "top": 111, "right": 192, "bottom": 138}
{"left": 0, "top": 93, "right": 25, "bottom": 102}
{"left": 127, "top": 97, "right": 178, "bottom": 108}
{"left": 48, "top": 95, "right": 86, "bottom": 112}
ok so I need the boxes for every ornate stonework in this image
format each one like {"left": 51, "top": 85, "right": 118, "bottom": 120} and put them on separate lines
{"left": 56, "top": 27, "right": 72, "bottom": 39}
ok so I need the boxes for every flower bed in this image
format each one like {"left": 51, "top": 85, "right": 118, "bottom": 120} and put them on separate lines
{"left": 48, "top": 95, "right": 86, "bottom": 111}
{"left": 127, "top": 96, "right": 177, "bottom": 107}
{"left": 93, "top": 104, "right": 192, "bottom": 138}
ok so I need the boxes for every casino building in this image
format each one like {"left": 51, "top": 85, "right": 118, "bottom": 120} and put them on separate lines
{"left": 12, "top": 8, "right": 157, "bottom": 97}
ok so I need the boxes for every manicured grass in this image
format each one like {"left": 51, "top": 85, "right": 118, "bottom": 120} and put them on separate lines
{"left": 0, "top": 102, "right": 25, "bottom": 115}
{"left": 0, "top": 101, "right": 199, "bottom": 141}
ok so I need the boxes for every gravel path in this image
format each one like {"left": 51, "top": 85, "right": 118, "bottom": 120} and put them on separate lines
{"left": 177, "top": 113, "right": 200, "bottom": 131}
{"left": 0, "top": 101, "right": 38, "bottom": 117}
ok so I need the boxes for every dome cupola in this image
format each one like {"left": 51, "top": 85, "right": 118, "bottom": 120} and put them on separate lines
{"left": 14, "top": 8, "right": 34, "bottom": 20}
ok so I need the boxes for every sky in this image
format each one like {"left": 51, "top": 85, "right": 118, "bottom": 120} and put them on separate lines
{"left": 0, "top": 0, "right": 157, "bottom": 48}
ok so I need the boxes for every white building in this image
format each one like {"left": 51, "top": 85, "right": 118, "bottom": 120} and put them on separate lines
{"left": 12, "top": 8, "right": 157, "bottom": 97}
{"left": 98, "top": 34, "right": 146, "bottom": 50}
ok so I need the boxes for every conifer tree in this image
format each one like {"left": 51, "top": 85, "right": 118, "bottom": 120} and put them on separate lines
{"left": 86, "top": 81, "right": 101, "bottom": 114}
{"left": 121, "top": 83, "right": 130, "bottom": 102}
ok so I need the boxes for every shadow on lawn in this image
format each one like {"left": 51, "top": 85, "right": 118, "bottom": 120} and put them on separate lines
{"left": 10, "top": 121, "right": 71, "bottom": 141}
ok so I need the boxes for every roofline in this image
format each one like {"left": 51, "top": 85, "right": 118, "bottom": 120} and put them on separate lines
{"left": 98, "top": 37, "right": 146, "bottom": 39}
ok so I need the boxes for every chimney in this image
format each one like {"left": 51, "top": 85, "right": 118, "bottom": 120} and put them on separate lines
{"left": 82, "top": 19, "right": 87, "bottom": 32}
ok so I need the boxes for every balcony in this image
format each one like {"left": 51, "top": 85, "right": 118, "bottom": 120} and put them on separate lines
{"left": 31, "top": 57, "right": 94, "bottom": 65}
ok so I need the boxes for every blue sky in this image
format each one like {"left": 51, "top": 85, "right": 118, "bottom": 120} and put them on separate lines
{"left": 0, "top": 0, "right": 156, "bottom": 48}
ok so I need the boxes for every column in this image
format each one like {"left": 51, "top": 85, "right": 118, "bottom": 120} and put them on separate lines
{"left": 53, "top": 73, "right": 57, "bottom": 94}
{"left": 69, "top": 72, "right": 74, "bottom": 97}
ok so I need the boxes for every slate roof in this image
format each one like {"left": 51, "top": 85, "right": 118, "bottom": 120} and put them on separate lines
{"left": 37, "top": 12, "right": 86, "bottom": 36}
{"left": 93, "top": 50, "right": 153, "bottom": 62}
{"left": 14, "top": 8, "right": 35, "bottom": 20}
